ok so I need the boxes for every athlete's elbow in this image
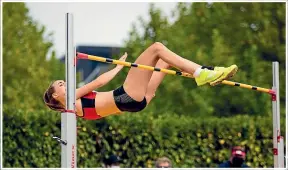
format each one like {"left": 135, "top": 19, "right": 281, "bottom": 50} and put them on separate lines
{"left": 96, "top": 80, "right": 105, "bottom": 88}
{"left": 86, "top": 80, "right": 104, "bottom": 91}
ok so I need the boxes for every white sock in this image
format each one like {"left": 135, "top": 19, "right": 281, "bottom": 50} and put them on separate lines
{"left": 193, "top": 67, "right": 203, "bottom": 77}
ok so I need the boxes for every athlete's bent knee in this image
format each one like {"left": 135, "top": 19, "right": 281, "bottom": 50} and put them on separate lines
{"left": 151, "top": 42, "right": 165, "bottom": 53}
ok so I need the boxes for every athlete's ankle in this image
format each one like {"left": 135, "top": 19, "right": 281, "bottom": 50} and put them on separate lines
{"left": 201, "top": 65, "right": 214, "bottom": 70}
{"left": 193, "top": 67, "right": 203, "bottom": 77}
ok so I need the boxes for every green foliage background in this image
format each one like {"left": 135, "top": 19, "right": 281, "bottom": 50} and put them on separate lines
{"left": 2, "top": 2, "right": 286, "bottom": 168}
{"left": 3, "top": 109, "right": 285, "bottom": 168}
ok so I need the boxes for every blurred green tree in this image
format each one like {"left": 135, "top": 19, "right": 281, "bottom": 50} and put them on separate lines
{"left": 3, "top": 2, "right": 65, "bottom": 112}
{"left": 110, "top": 2, "right": 286, "bottom": 117}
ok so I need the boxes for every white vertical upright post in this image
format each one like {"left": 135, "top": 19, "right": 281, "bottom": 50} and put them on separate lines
{"left": 278, "top": 136, "right": 284, "bottom": 168}
{"left": 61, "top": 13, "right": 77, "bottom": 168}
{"left": 272, "top": 61, "right": 283, "bottom": 168}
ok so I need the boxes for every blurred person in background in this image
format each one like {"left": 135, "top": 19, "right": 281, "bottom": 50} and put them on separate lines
{"left": 104, "top": 155, "right": 121, "bottom": 168}
{"left": 219, "top": 146, "right": 249, "bottom": 168}
{"left": 155, "top": 156, "right": 172, "bottom": 168}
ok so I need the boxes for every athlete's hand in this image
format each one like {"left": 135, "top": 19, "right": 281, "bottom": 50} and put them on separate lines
{"left": 116, "top": 52, "right": 128, "bottom": 69}
{"left": 119, "top": 52, "right": 127, "bottom": 62}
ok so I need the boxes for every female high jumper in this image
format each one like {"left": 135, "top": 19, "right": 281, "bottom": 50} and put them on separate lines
{"left": 44, "top": 42, "right": 237, "bottom": 120}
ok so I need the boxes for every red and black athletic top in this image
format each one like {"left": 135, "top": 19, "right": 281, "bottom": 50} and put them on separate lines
{"left": 79, "top": 91, "right": 102, "bottom": 120}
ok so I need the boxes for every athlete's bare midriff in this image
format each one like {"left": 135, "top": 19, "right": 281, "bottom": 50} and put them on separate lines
{"left": 75, "top": 91, "right": 121, "bottom": 117}
{"left": 95, "top": 91, "right": 122, "bottom": 116}
{"left": 76, "top": 91, "right": 121, "bottom": 117}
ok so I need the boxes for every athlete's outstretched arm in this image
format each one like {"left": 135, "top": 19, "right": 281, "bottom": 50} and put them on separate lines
{"left": 76, "top": 53, "right": 127, "bottom": 99}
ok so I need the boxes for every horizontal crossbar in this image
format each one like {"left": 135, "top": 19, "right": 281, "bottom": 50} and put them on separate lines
{"left": 76, "top": 52, "right": 275, "bottom": 95}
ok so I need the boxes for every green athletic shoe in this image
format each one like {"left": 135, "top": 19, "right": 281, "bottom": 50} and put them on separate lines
{"left": 209, "top": 64, "right": 238, "bottom": 86}
{"left": 195, "top": 69, "right": 224, "bottom": 86}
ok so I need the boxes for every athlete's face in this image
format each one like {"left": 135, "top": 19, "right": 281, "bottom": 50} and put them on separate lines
{"left": 52, "top": 80, "right": 66, "bottom": 102}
